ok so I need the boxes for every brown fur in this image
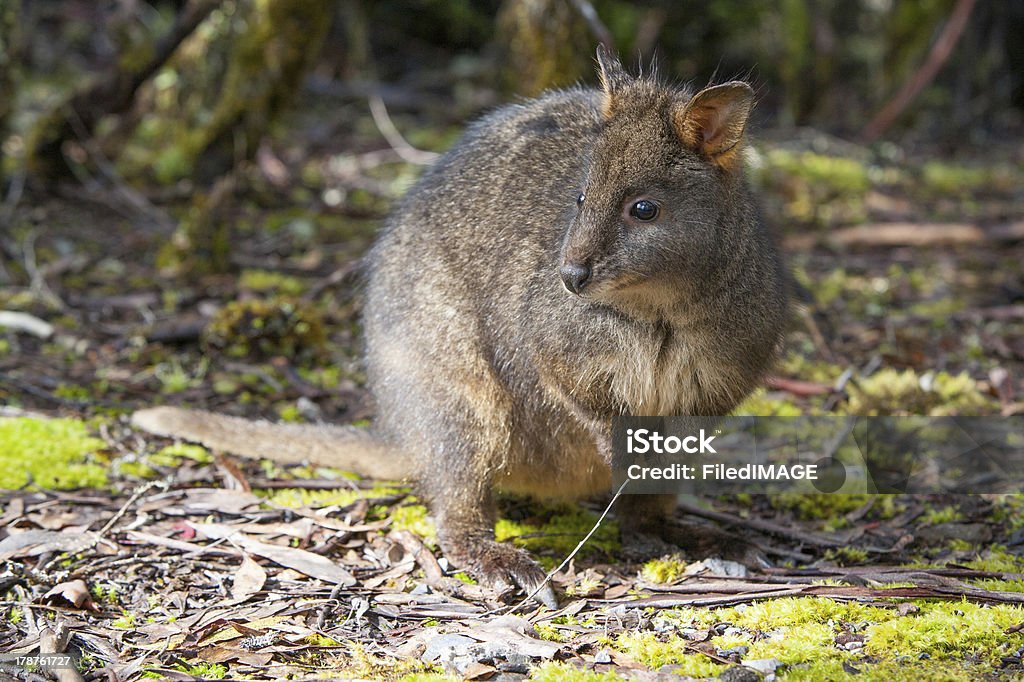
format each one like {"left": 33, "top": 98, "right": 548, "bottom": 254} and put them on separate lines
{"left": 132, "top": 48, "right": 788, "bottom": 606}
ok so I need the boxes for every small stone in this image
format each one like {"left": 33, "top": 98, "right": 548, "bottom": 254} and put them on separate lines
{"left": 593, "top": 649, "right": 612, "bottom": 664}
{"left": 718, "top": 665, "right": 762, "bottom": 682}
{"left": 497, "top": 653, "right": 532, "bottom": 674}
{"left": 743, "top": 658, "right": 782, "bottom": 675}
{"left": 686, "top": 557, "right": 749, "bottom": 578}
{"left": 422, "top": 633, "right": 476, "bottom": 662}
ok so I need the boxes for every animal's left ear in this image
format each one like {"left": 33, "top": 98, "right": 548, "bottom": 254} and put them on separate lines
{"left": 596, "top": 44, "right": 631, "bottom": 119}
{"left": 673, "top": 82, "right": 754, "bottom": 170}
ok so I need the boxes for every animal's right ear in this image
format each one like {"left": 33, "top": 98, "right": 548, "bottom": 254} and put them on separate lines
{"left": 673, "top": 82, "right": 754, "bottom": 171}
{"left": 596, "top": 45, "right": 630, "bottom": 119}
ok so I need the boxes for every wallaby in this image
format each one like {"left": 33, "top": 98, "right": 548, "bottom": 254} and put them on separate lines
{"left": 133, "top": 48, "right": 788, "bottom": 608}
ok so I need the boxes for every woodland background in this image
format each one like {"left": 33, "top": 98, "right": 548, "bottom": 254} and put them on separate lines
{"left": 2, "top": 1, "right": 1024, "bottom": 681}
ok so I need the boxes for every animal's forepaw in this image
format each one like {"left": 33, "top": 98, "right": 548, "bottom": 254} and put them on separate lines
{"left": 450, "top": 540, "right": 559, "bottom": 609}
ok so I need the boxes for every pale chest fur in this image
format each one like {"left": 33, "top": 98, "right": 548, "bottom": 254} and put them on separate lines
{"left": 583, "top": 323, "right": 736, "bottom": 416}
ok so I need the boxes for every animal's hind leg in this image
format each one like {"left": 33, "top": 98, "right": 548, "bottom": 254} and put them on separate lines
{"left": 421, "top": 443, "right": 559, "bottom": 608}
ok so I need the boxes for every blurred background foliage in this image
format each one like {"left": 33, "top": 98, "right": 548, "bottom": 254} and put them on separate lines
{"left": 4, "top": 0, "right": 1023, "bottom": 170}
{"left": 0, "top": 0, "right": 1022, "bottom": 272}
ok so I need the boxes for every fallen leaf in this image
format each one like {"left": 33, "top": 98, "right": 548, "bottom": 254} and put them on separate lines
{"left": 0, "top": 530, "right": 98, "bottom": 560}
{"left": 43, "top": 580, "right": 99, "bottom": 611}
{"left": 189, "top": 522, "right": 356, "bottom": 585}
{"left": 463, "top": 661, "right": 497, "bottom": 679}
{"left": 232, "top": 554, "right": 267, "bottom": 601}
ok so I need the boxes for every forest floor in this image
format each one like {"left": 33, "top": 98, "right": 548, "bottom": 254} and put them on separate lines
{"left": 2, "top": 91, "right": 1024, "bottom": 681}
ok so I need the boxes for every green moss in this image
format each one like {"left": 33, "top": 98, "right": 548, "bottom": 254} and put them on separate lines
{"left": 494, "top": 505, "right": 619, "bottom": 560}
{"left": 117, "top": 460, "right": 159, "bottom": 479}
{"left": 396, "top": 674, "right": 460, "bottom": 682}
{"left": 771, "top": 493, "right": 871, "bottom": 521}
{"left": 203, "top": 296, "right": 326, "bottom": 361}
{"left": 920, "top": 505, "right": 963, "bottom": 526}
{"left": 149, "top": 443, "right": 213, "bottom": 466}
{"left": 970, "top": 579, "right": 1024, "bottom": 593}
{"left": 864, "top": 600, "right": 1023, "bottom": 665}
{"left": 111, "top": 612, "right": 138, "bottom": 629}
{"left": 640, "top": 557, "right": 687, "bottom": 584}
{"left": 615, "top": 632, "right": 721, "bottom": 676}
{"left": 390, "top": 504, "right": 437, "bottom": 540}
{"left": 917, "top": 161, "right": 1017, "bottom": 197}
{"left": 275, "top": 403, "right": 302, "bottom": 423}
{"left": 452, "top": 571, "right": 476, "bottom": 585}
{"left": 533, "top": 623, "right": 567, "bottom": 642}
{"left": 340, "top": 642, "right": 439, "bottom": 679}
{"left": 238, "top": 269, "right": 305, "bottom": 296}
{"left": 732, "top": 388, "right": 804, "bottom": 416}
{"left": 747, "top": 622, "right": 835, "bottom": 664}
{"left": 992, "top": 494, "right": 1024, "bottom": 529}
{"left": 846, "top": 369, "right": 996, "bottom": 416}
{"left": 908, "top": 297, "right": 966, "bottom": 319}
{"left": 171, "top": 662, "right": 227, "bottom": 679}
{"left": 298, "top": 365, "right": 342, "bottom": 390}
{"left": 54, "top": 383, "right": 90, "bottom": 401}
{"left": 153, "top": 358, "right": 207, "bottom": 394}
{"left": 0, "top": 417, "right": 108, "bottom": 490}
{"left": 723, "top": 597, "right": 897, "bottom": 630}
{"left": 764, "top": 149, "right": 870, "bottom": 193}
{"left": 91, "top": 582, "right": 120, "bottom": 603}
{"left": 778, "top": 351, "right": 845, "bottom": 385}
{"left": 961, "top": 549, "right": 1024, "bottom": 573}
{"left": 625, "top": 597, "right": 1024, "bottom": 679}
{"left": 755, "top": 149, "right": 871, "bottom": 226}
{"left": 824, "top": 546, "right": 870, "bottom": 565}
{"left": 528, "top": 662, "right": 626, "bottom": 682}
{"left": 397, "top": 674, "right": 460, "bottom": 682}
{"left": 261, "top": 485, "right": 409, "bottom": 509}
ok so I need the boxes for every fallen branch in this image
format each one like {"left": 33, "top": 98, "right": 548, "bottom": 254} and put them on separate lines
{"left": 785, "top": 220, "right": 1024, "bottom": 250}
{"left": 860, "top": 0, "right": 978, "bottom": 143}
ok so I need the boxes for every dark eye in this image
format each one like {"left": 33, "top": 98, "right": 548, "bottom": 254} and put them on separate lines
{"left": 629, "top": 199, "right": 659, "bottom": 221}
{"left": 576, "top": 193, "right": 585, "bottom": 208}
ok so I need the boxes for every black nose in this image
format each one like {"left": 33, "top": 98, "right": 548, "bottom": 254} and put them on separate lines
{"left": 559, "top": 262, "right": 592, "bottom": 295}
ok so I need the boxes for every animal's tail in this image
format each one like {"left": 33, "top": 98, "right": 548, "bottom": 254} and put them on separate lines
{"left": 131, "top": 407, "right": 407, "bottom": 480}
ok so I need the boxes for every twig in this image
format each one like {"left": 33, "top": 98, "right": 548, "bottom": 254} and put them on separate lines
{"left": 39, "top": 623, "right": 85, "bottom": 682}
{"left": 66, "top": 110, "right": 176, "bottom": 233}
{"left": 368, "top": 95, "right": 439, "bottom": 166}
{"left": 799, "top": 306, "right": 836, "bottom": 363}
{"left": 674, "top": 499, "right": 846, "bottom": 549}
{"left": 96, "top": 481, "right": 165, "bottom": 539}
{"left": 860, "top": 0, "right": 978, "bottom": 142}
{"left": 0, "top": 166, "right": 25, "bottom": 253}
{"left": 22, "top": 230, "right": 66, "bottom": 311}
{"left": 569, "top": 0, "right": 614, "bottom": 51}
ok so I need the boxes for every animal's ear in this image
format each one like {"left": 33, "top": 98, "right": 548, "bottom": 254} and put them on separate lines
{"left": 596, "top": 44, "right": 630, "bottom": 119}
{"left": 674, "top": 82, "right": 754, "bottom": 170}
